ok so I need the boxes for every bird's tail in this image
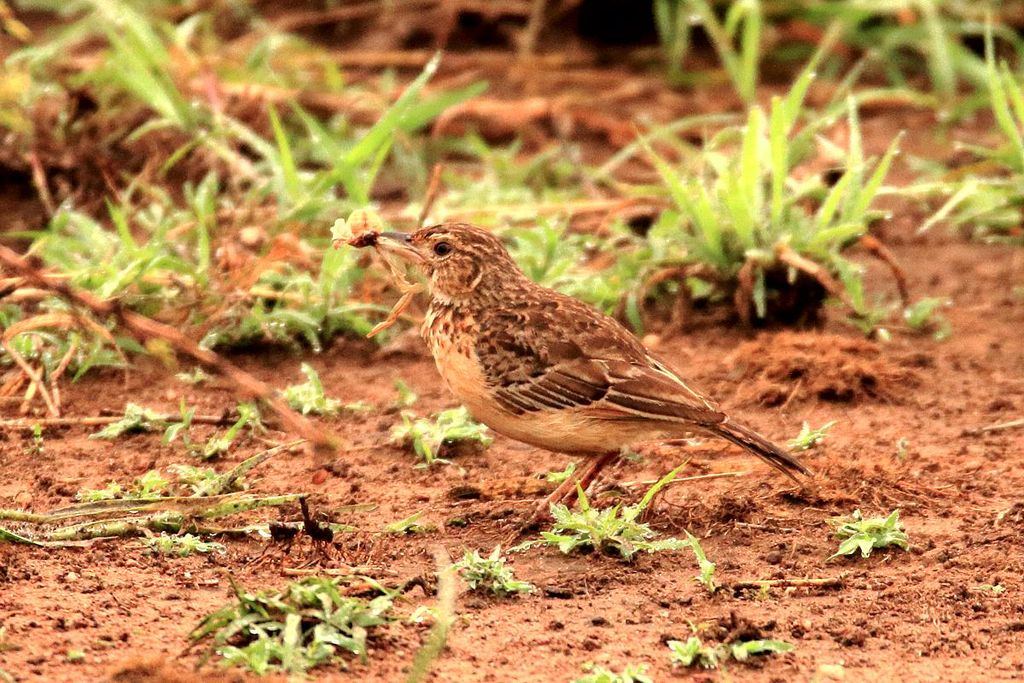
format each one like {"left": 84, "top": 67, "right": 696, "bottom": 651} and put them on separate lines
{"left": 709, "top": 419, "right": 812, "bottom": 482}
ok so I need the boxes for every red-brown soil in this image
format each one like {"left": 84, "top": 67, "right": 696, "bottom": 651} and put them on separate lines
{"left": 2, "top": 233, "right": 1023, "bottom": 682}
{"left": 3, "top": 9, "right": 1024, "bottom": 679}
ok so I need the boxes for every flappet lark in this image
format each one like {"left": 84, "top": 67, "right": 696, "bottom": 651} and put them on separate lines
{"left": 363, "top": 223, "right": 810, "bottom": 522}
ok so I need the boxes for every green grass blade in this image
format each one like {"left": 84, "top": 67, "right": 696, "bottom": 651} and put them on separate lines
{"left": 635, "top": 462, "right": 689, "bottom": 513}
{"left": 841, "top": 96, "right": 864, "bottom": 218}
{"left": 722, "top": 173, "right": 756, "bottom": 249}
{"left": 917, "top": 179, "right": 977, "bottom": 234}
{"left": 815, "top": 170, "right": 853, "bottom": 228}
{"left": 1000, "top": 63, "right": 1024, "bottom": 171}
{"left": 737, "top": 0, "right": 761, "bottom": 103}
{"left": 692, "top": 183, "right": 725, "bottom": 267}
{"left": 105, "top": 199, "right": 137, "bottom": 252}
{"left": 850, "top": 132, "right": 902, "bottom": 219}
{"left": 805, "top": 222, "right": 865, "bottom": 254}
{"left": 918, "top": 0, "right": 955, "bottom": 97}
{"left": 690, "top": 0, "right": 742, "bottom": 101}
{"left": 985, "top": 26, "right": 1024, "bottom": 167}
{"left": 267, "top": 106, "right": 301, "bottom": 202}
{"left": 768, "top": 97, "right": 787, "bottom": 231}
{"left": 343, "top": 53, "right": 442, "bottom": 170}
{"left": 398, "top": 80, "right": 488, "bottom": 133}
{"left": 740, "top": 105, "right": 765, "bottom": 227}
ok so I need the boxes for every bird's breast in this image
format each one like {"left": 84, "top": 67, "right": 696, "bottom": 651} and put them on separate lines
{"left": 422, "top": 304, "right": 490, "bottom": 409}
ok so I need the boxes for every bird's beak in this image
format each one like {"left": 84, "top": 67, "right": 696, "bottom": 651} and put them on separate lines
{"left": 375, "top": 231, "right": 426, "bottom": 265}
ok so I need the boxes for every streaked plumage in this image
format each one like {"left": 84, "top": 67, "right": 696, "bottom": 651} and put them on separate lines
{"left": 375, "top": 223, "right": 810, "bottom": 491}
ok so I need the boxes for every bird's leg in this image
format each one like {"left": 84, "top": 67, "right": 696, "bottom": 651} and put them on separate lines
{"left": 512, "top": 451, "right": 620, "bottom": 539}
{"left": 561, "top": 450, "right": 614, "bottom": 505}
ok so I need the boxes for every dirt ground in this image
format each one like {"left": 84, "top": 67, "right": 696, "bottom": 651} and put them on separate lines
{"left": 3, "top": 11, "right": 1024, "bottom": 680}
{"left": 2, "top": 227, "right": 1023, "bottom": 682}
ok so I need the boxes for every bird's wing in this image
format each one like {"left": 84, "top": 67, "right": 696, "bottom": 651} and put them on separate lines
{"left": 476, "top": 304, "right": 723, "bottom": 425}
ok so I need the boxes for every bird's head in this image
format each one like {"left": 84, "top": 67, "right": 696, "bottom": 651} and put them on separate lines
{"left": 375, "top": 223, "right": 523, "bottom": 302}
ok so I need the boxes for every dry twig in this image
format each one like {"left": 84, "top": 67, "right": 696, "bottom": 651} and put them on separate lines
{"left": 859, "top": 234, "right": 910, "bottom": 305}
{"left": 774, "top": 243, "right": 856, "bottom": 310}
{"left": 961, "top": 417, "right": 1024, "bottom": 437}
{"left": 0, "top": 412, "right": 237, "bottom": 430}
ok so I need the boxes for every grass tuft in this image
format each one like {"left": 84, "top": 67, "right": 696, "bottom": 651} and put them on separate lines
{"left": 902, "top": 297, "right": 952, "bottom": 340}
{"left": 517, "top": 465, "right": 688, "bottom": 561}
{"left": 390, "top": 407, "right": 493, "bottom": 467}
{"left": 637, "top": 68, "right": 902, "bottom": 329}
{"left": 191, "top": 576, "right": 393, "bottom": 675}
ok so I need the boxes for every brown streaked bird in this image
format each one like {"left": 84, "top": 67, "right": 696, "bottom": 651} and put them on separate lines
{"left": 372, "top": 223, "right": 810, "bottom": 523}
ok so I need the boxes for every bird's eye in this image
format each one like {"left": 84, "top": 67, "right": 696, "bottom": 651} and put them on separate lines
{"left": 433, "top": 241, "right": 452, "bottom": 256}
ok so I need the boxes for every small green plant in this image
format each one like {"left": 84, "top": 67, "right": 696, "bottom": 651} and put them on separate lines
{"left": 684, "top": 531, "right": 718, "bottom": 593}
{"left": 574, "top": 662, "right": 653, "bottom": 683}
{"left": 390, "top": 407, "right": 492, "bottom": 467}
{"left": 518, "top": 465, "right": 688, "bottom": 560}
{"left": 973, "top": 583, "right": 1006, "bottom": 595}
{"left": 393, "top": 379, "right": 418, "bottom": 408}
{"left": 65, "top": 649, "right": 86, "bottom": 663}
{"left": 283, "top": 363, "right": 341, "bottom": 415}
{"left": 162, "top": 399, "right": 195, "bottom": 449}
{"left": 73, "top": 458, "right": 258, "bottom": 503}
{"left": 668, "top": 636, "right": 722, "bottom": 669}
{"left": 545, "top": 462, "right": 577, "bottom": 484}
{"left": 176, "top": 367, "right": 211, "bottom": 385}
{"left": 729, "top": 639, "right": 795, "bottom": 662}
{"left": 90, "top": 403, "right": 167, "bottom": 439}
{"left": 76, "top": 469, "right": 169, "bottom": 502}
{"left": 902, "top": 297, "right": 952, "bottom": 340}
{"left": 201, "top": 403, "right": 262, "bottom": 460}
{"left": 788, "top": 420, "right": 837, "bottom": 451}
{"left": 134, "top": 470, "right": 171, "bottom": 498}
{"left": 829, "top": 509, "right": 910, "bottom": 559}
{"left": 140, "top": 533, "right": 226, "bottom": 557}
{"left": 452, "top": 546, "right": 535, "bottom": 597}
{"left": 191, "top": 576, "right": 393, "bottom": 675}
{"left": 668, "top": 636, "right": 793, "bottom": 669}
{"left": 0, "top": 304, "right": 125, "bottom": 392}
{"left": 76, "top": 482, "right": 125, "bottom": 502}
{"left": 168, "top": 464, "right": 240, "bottom": 495}
{"left": 27, "top": 423, "right": 44, "bottom": 456}
{"left": 383, "top": 511, "right": 435, "bottom": 535}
